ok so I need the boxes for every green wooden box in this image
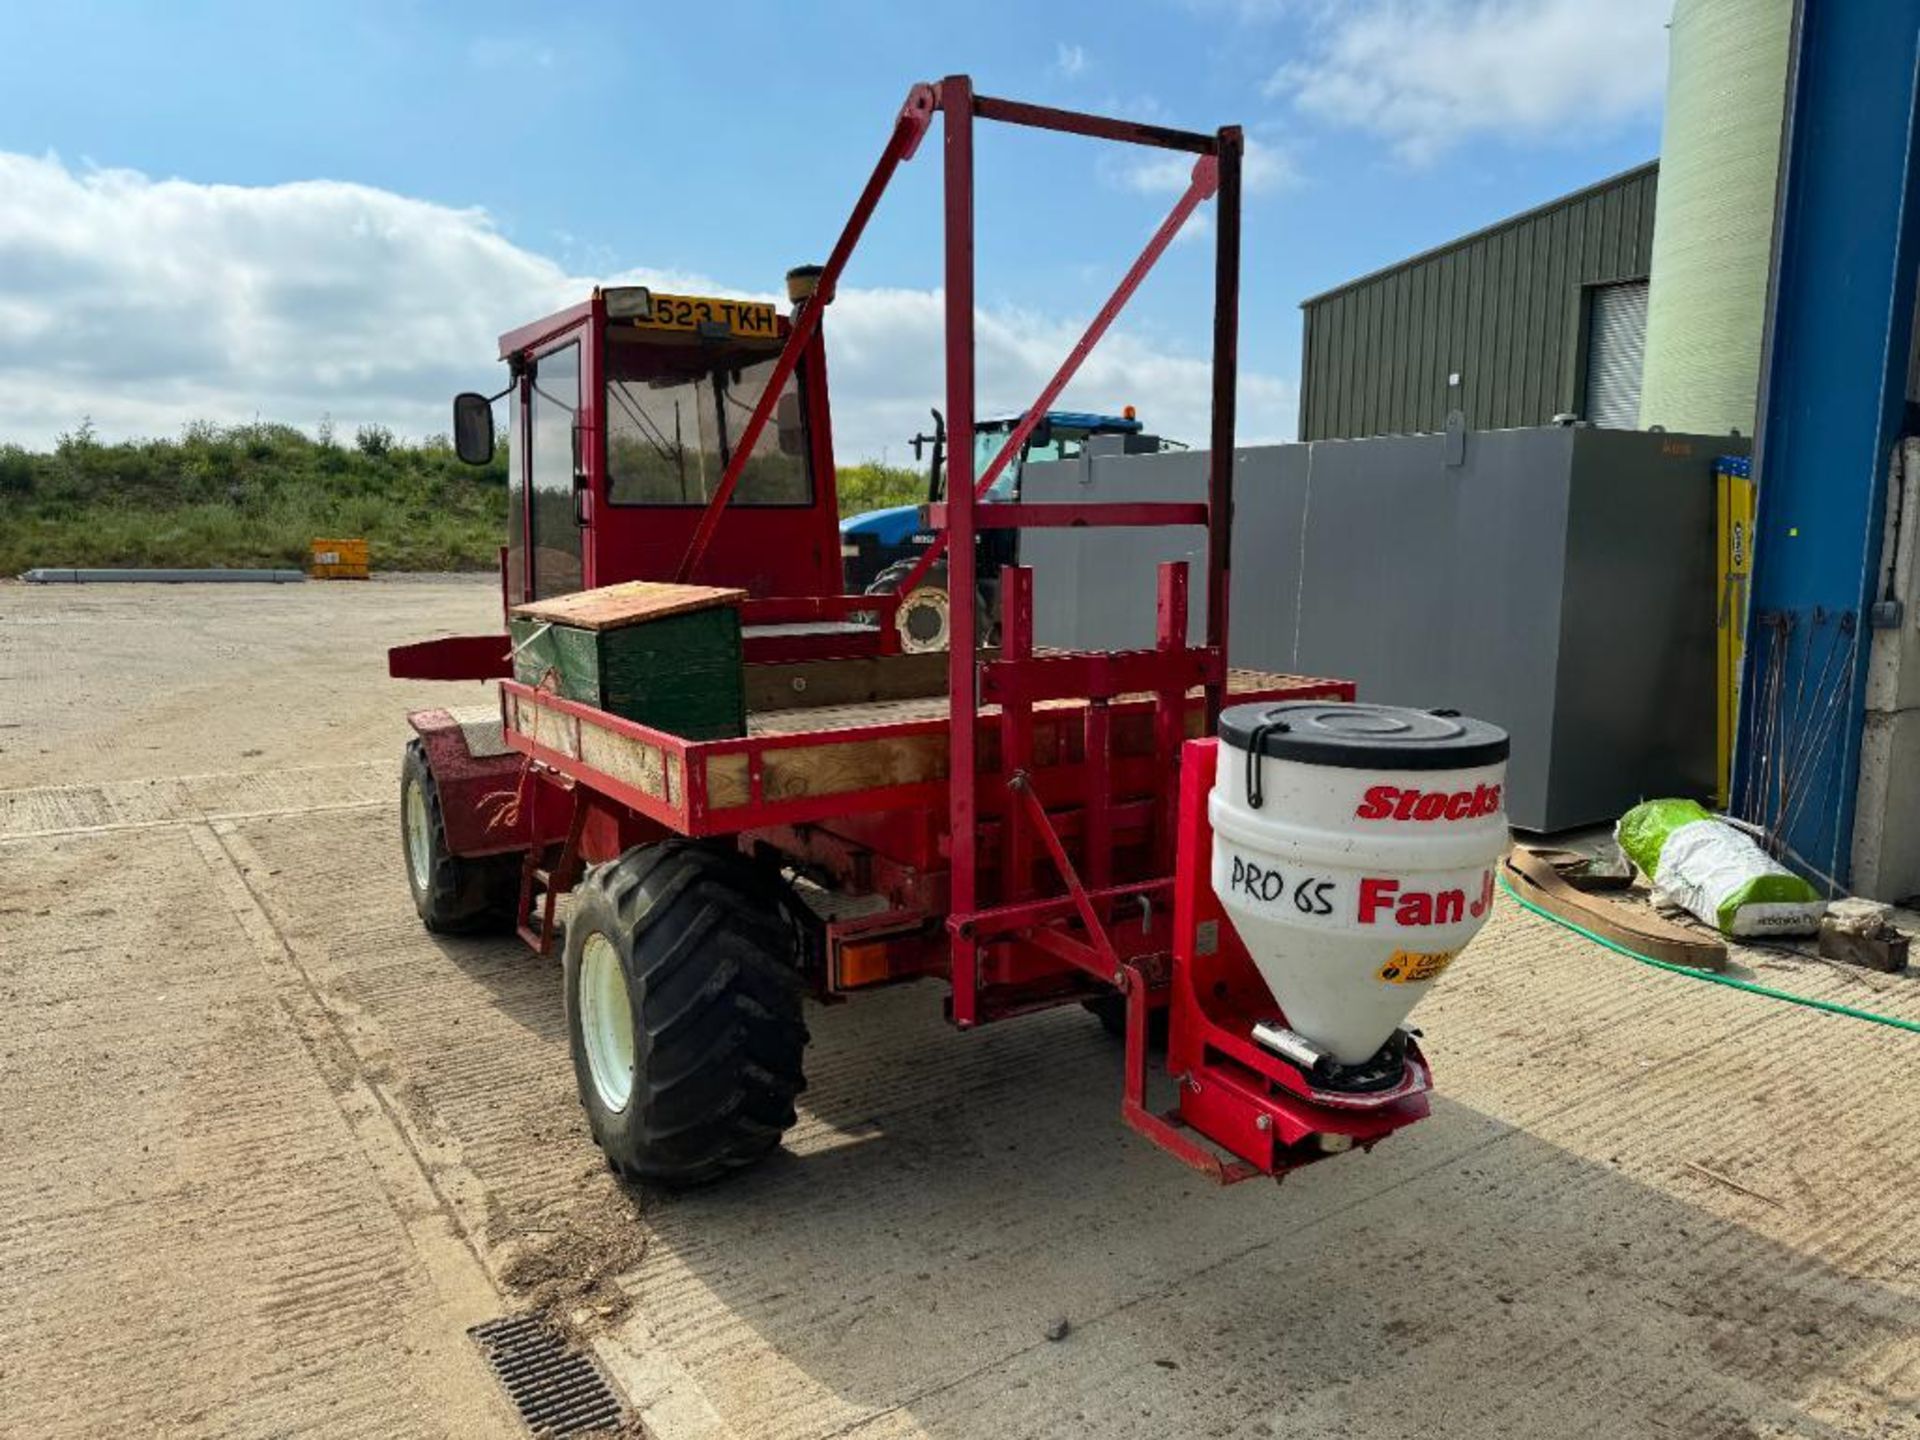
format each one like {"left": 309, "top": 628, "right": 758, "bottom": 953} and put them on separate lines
{"left": 509, "top": 607, "right": 746, "bottom": 739}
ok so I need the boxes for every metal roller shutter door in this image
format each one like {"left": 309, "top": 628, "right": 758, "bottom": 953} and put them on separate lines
{"left": 1585, "top": 280, "right": 1649, "bottom": 428}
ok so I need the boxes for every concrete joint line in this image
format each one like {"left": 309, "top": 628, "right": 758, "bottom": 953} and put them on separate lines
{"left": 0, "top": 797, "right": 388, "bottom": 844}
{"left": 187, "top": 820, "right": 504, "bottom": 1296}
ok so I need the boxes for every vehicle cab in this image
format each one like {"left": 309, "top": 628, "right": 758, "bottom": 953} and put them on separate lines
{"left": 454, "top": 273, "right": 843, "bottom": 608}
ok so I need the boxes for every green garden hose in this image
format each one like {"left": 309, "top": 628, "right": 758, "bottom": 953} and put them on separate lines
{"left": 1496, "top": 874, "right": 1920, "bottom": 1036}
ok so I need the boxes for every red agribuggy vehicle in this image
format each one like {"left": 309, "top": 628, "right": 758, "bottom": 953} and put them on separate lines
{"left": 390, "top": 79, "right": 1451, "bottom": 1188}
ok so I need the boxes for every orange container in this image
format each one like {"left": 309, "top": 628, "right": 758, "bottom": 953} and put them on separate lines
{"left": 309, "top": 537, "right": 370, "bottom": 580}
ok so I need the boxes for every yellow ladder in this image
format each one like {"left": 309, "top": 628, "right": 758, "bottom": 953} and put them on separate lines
{"left": 1715, "top": 457, "right": 1756, "bottom": 805}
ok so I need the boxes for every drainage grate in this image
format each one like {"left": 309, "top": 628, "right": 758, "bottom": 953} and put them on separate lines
{"left": 468, "top": 1313, "right": 627, "bottom": 1436}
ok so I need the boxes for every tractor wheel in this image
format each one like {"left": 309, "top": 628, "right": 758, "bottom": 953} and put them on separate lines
{"left": 562, "top": 841, "right": 810, "bottom": 1188}
{"left": 866, "top": 560, "right": 994, "bottom": 652}
{"left": 401, "top": 739, "right": 521, "bottom": 935}
{"left": 895, "top": 583, "right": 952, "bottom": 653}
{"left": 1083, "top": 994, "right": 1171, "bottom": 1049}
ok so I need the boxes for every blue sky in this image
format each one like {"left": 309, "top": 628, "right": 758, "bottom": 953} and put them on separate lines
{"left": 0, "top": 0, "right": 1670, "bottom": 459}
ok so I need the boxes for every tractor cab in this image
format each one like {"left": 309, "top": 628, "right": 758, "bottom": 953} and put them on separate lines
{"left": 968, "top": 409, "right": 1159, "bottom": 494}
{"left": 840, "top": 408, "right": 1180, "bottom": 648}
{"left": 453, "top": 276, "right": 843, "bottom": 609}
{"left": 934, "top": 408, "right": 1165, "bottom": 508}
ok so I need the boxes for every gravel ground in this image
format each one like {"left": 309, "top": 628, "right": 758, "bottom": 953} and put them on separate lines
{"left": 1, "top": 575, "right": 1916, "bottom": 1439}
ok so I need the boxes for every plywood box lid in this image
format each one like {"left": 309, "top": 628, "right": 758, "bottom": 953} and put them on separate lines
{"left": 512, "top": 581, "right": 748, "bottom": 632}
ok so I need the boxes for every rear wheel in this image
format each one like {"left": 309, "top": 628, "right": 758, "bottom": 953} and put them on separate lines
{"left": 563, "top": 842, "right": 810, "bottom": 1188}
{"left": 401, "top": 739, "right": 520, "bottom": 934}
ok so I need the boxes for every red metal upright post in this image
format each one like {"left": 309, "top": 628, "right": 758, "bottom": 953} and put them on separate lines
{"left": 999, "top": 564, "right": 1036, "bottom": 901}
{"left": 942, "top": 76, "right": 982, "bottom": 1027}
{"left": 1204, "top": 126, "right": 1243, "bottom": 728}
{"left": 1084, "top": 697, "right": 1113, "bottom": 890}
{"left": 1153, "top": 560, "right": 1190, "bottom": 869}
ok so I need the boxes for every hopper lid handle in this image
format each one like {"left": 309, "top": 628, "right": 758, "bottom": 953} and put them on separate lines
{"left": 1243, "top": 713, "right": 1291, "bottom": 809}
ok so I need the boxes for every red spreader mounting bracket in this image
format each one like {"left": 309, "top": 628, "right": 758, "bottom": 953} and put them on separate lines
{"left": 1136, "top": 740, "right": 1434, "bottom": 1184}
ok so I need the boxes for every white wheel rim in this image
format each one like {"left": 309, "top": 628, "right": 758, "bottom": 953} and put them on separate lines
{"left": 403, "top": 777, "right": 432, "bottom": 895}
{"left": 896, "top": 585, "right": 951, "bottom": 653}
{"left": 579, "top": 932, "right": 636, "bottom": 1113}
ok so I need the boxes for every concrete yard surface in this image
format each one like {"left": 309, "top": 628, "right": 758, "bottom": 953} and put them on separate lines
{"left": 1, "top": 575, "right": 1917, "bottom": 1439}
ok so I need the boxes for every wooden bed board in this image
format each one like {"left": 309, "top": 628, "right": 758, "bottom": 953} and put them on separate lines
{"left": 718, "top": 670, "right": 1346, "bottom": 807}
{"left": 744, "top": 667, "right": 1321, "bottom": 738}
{"left": 509, "top": 669, "right": 1349, "bottom": 824}
{"left": 743, "top": 649, "right": 992, "bottom": 715}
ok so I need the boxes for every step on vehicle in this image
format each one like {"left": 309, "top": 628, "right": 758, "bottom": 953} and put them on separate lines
{"left": 390, "top": 77, "right": 1510, "bottom": 1188}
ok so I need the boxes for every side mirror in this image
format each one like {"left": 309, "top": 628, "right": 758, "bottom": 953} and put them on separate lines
{"left": 453, "top": 392, "right": 495, "bottom": 465}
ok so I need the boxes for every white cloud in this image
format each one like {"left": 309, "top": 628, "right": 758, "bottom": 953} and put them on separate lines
{"left": 0, "top": 151, "right": 1296, "bottom": 460}
{"left": 824, "top": 288, "right": 1296, "bottom": 456}
{"left": 1053, "top": 42, "right": 1089, "bottom": 79}
{"left": 1269, "top": 0, "right": 1669, "bottom": 164}
{"left": 1118, "top": 135, "right": 1298, "bottom": 197}
{"left": 1171, "top": 209, "right": 1214, "bottom": 246}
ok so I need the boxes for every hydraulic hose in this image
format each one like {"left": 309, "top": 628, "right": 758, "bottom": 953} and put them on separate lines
{"left": 1495, "top": 874, "right": 1920, "bottom": 1037}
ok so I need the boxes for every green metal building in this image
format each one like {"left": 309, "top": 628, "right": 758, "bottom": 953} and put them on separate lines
{"left": 1297, "top": 161, "right": 1659, "bottom": 441}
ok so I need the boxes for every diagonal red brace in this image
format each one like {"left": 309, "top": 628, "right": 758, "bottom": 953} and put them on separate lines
{"left": 1008, "top": 770, "right": 1120, "bottom": 972}
{"left": 889, "top": 153, "right": 1220, "bottom": 603}
{"left": 675, "top": 84, "right": 938, "bottom": 583}
{"left": 1013, "top": 771, "right": 1254, "bottom": 1184}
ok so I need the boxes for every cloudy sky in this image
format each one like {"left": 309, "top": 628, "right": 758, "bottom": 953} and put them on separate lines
{"left": 0, "top": 0, "right": 1670, "bottom": 461}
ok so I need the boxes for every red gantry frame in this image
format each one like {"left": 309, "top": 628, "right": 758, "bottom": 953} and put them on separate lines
{"left": 482, "top": 78, "right": 1434, "bottom": 1183}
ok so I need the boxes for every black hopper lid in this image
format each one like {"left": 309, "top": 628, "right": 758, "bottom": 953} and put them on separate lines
{"left": 1219, "top": 701, "right": 1509, "bottom": 772}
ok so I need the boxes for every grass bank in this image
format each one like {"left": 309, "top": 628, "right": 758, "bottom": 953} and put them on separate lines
{"left": 0, "top": 423, "right": 926, "bottom": 575}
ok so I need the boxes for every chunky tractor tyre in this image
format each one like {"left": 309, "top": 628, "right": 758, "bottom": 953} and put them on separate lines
{"left": 563, "top": 842, "right": 810, "bottom": 1188}
{"left": 1083, "top": 994, "right": 1171, "bottom": 1049}
{"left": 401, "top": 739, "right": 521, "bottom": 935}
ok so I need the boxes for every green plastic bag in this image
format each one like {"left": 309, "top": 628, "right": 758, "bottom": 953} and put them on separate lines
{"left": 1615, "top": 798, "right": 1713, "bottom": 878}
{"left": 1615, "top": 799, "right": 1825, "bottom": 938}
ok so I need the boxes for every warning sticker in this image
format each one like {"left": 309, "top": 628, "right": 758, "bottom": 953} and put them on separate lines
{"left": 1375, "top": 949, "right": 1458, "bottom": 985}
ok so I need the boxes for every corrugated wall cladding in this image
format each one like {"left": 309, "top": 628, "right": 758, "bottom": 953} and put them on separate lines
{"left": 1299, "top": 162, "right": 1659, "bottom": 441}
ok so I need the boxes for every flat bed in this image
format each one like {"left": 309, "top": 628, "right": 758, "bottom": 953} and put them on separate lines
{"left": 500, "top": 652, "right": 1351, "bottom": 839}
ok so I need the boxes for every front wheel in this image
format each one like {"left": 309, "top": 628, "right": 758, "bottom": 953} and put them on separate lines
{"left": 563, "top": 842, "right": 810, "bottom": 1188}
{"left": 401, "top": 740, "right": 521, "bottom": 934}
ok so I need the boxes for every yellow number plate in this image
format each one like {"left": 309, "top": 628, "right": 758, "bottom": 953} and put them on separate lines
{"left": 637, "top": 292, "right": 780, "bottom": 341}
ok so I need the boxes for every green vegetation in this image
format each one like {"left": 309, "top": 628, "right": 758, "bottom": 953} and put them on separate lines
{"left": 0, "top": 420, "right": 506, "bottom": 573}
{"left": 0, "top": 424, "right": 929, "bottom": 575}
{"left": 835, "top": 461, "right": 924, "bottom": 515}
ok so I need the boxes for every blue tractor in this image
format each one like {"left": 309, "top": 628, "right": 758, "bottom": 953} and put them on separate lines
{"left": 841, "top": 408, "right": 1180, "bottom": 650}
